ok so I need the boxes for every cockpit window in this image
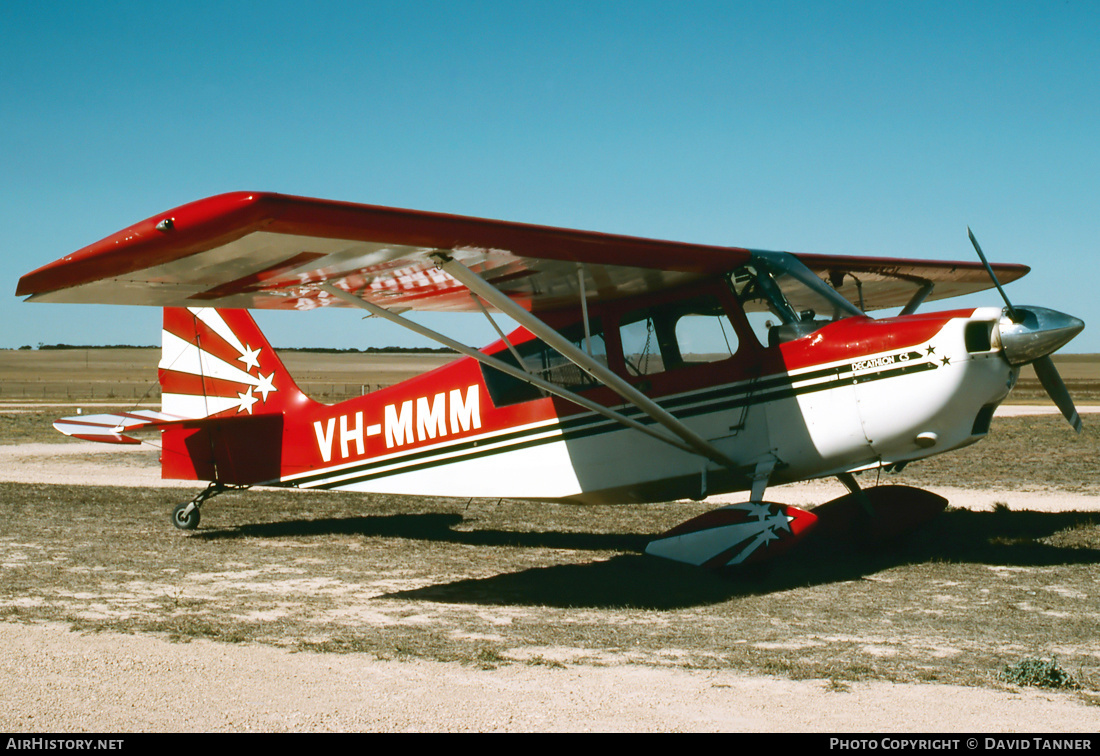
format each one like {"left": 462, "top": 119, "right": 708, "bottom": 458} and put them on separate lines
{"left": 731, "top": 251, "right": 864, "bottom": 347}
{"left": 619, "top": 294, "right": 737, "bottom": 376}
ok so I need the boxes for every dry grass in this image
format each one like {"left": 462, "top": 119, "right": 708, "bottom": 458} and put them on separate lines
{"left": 891, "top": 415, "right": 1100, "bottom": 492}
{"left": 1, "top": 424, "right": 1098, "bottom": 693}
{"left": 1, "top": 350, "right": 1098, "bottom": 696}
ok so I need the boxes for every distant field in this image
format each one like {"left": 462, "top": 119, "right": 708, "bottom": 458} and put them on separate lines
{"left": 1014, "top": 354, "right": 1100, "bottom": 404}
{"left": 1, "top": 347, "right": 1096, "bottom": 405}
{"left": 0, "top": 348, "right": 456, "bottom": 402}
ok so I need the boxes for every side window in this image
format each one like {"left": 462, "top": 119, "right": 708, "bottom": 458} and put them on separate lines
{"left": 618, "top": 295, "right": 737, "bottom": 377}
{"left": 675, "top": 312, "right": 739, "bottom": 364}
{"left": 522, "top": 326, "right": 607, "bottom": 387}
{"left": 619, "top": 311, "right": 664, "bottom": 376}
{"left": 481, "top": 320, "right": 607, "bottom": 407}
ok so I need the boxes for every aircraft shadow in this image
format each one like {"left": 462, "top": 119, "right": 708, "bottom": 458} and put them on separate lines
{"left": 384, "top": 507, "right": 1100, "bottom": 609}
{"left": 195, "top": 512, "right": 650, "bottom": 553}
{"left": 196, "top": 507, "right": 1099, "bottom": 609}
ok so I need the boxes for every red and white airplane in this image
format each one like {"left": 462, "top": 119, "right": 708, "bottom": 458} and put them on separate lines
{"left": 16, "top": 192, "right": 1085, "bottom": 569}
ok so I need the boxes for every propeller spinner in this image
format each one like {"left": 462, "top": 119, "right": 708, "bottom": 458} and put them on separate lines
{"left": 968, "top": 228, "right": 1085, "bottom": 432}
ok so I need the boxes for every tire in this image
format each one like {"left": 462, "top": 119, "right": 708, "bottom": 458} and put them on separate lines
{"left": 172, "top": 502, "right": 201, "bottom": 530}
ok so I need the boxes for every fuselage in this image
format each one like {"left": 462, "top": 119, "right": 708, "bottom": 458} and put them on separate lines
{"left": 222, "top": 294, "right": 1014, "bottom": 504}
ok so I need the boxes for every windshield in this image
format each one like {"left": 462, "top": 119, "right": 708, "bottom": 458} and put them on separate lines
{"left": 731, "top": 251, "right": 865, "bottom": 346}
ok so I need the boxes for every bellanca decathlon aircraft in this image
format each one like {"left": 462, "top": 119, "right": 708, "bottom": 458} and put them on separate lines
{"left": 16, "top": 192, "right": 1085, "bottom": 569}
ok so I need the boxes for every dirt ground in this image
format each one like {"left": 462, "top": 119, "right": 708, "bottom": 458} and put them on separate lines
{"left": 2, "top": 407, "right": 1099, "bottom": 732}
{"left": 3, "top": 620, "right": 1096, "bottom": 733}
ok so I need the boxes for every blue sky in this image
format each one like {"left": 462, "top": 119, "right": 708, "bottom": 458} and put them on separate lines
{"left": 4, "top": 1, "right": 1098, "bottom": 352}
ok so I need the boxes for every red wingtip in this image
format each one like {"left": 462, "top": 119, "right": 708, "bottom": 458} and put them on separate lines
{"left": 16, "top": 192, "right": 268, "bottom": 298}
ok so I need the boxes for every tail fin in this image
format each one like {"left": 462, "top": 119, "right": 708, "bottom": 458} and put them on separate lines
{"left": 159, "top": 308, "right": 313, "bottom": 484}
{"left": 160, "top": 307, "right": 310, "bottom": 419}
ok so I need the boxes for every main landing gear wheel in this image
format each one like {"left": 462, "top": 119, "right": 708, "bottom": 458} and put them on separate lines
{"left": 172, "top": 502, "right": 201, "bottom": 530}
{"left": 809, "top": 485, "right": 948, "bottom": 546}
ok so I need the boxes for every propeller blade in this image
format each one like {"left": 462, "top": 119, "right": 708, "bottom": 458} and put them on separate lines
{"left": 1032, "top": 355, "right": 1083, "bottom": 432}
{"left": 968, "top": 227, "right": 1022, "bottom": 322}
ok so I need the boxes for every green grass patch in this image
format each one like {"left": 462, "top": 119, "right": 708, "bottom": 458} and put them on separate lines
{"left": 1002, "top": 657, "right": 1080, "bottom": 690}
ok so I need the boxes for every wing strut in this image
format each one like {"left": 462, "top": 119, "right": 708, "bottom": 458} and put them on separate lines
{"left": 317, "top": 283, "right": 701, "bottom": 457}
{"left": 900, "top": 280, "right": 935, "bottom": 316}
{"left": 431, "top": 255, "right": 740, "bottom": 471}
{"left": 468, "top": 292, "right": 531, "bottom": 375}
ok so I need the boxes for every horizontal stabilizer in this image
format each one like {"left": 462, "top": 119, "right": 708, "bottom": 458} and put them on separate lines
{"left": 53, "top": 410, "right": 187, "bottom": 445}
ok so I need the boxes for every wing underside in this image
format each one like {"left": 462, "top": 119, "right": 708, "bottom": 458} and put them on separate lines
{"left": 18, "top": 192, "right": 1029, "bottom": 314}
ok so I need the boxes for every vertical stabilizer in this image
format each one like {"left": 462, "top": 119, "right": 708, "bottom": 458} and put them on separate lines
{"left": 159, "top": 308, "right": 311, "bottom": 419}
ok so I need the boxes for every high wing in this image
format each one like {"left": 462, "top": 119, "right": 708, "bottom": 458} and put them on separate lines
{"left": 17, "top": 192, "right": 1028, "bottom": 313}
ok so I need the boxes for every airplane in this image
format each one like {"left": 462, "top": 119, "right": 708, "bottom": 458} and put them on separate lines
{"left": 15, "top": 192, "right": 1085, "bottom": 569}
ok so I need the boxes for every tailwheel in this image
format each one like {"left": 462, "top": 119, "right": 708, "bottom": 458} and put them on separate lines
{"left": 170, "top": 482, "right": 250, "bottom": 531}
{"left": 172, "top": 501, "right": 201, "bottom": 530}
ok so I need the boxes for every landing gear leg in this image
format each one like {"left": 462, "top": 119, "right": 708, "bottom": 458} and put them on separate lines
{"left": 171, "top": 482, "right": 249, "bottom": 530}
{"left": 837, "top": 472, "right": 875, "bottom": 516}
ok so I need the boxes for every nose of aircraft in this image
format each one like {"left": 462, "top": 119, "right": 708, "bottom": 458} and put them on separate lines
{"left": 998, "top": 306, "right": 1085, "bottom": 366}
{"left": 994, "top": 305, "right": 1085, "bottom": 433}
{"left": 967, "top": 228, "right": 1084, "bottom": 432}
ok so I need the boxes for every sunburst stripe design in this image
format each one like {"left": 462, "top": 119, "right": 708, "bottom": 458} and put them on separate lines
{"left": 159, "top": 369, "right": 276, "bottom": 402}
{"left": 160, "top": 330, "right": 261, "bottom": 387}
{"left": 160, "top": 308, "right": 277, "bottom": 418}
{"left": 161, "top": 308, "right": 257, "bottom": 369}
{"left": 190, "top": 307, "right": 252, "bottom": 361}
{"left": 161, "top": 392, "right": 250, "bottom": 419}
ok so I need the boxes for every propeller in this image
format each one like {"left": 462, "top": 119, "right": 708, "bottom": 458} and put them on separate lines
{"left": 968, "top": 228, "right": 1084, "bottom": 432}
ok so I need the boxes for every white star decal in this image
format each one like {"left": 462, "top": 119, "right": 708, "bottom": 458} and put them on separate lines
{"left": 727, "top": 514, "right": 789, "bottom": 566}
{"left": 729, "top": 501, "right": 774, "bottom": 521}
{"left": 238, "top": 345, "right": 262, "bottom": 372}
{"left": 255, "top": 371, "right": 277, "bottom": 402}
{"left": 758, "top": 526, "right": 780, "bottom": 545}
{"left": 767, "top": 511, "right": 793, "bottom": 534}
{"left": 237, "top": 387, "right": 258, "bottom": 415}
